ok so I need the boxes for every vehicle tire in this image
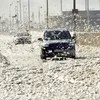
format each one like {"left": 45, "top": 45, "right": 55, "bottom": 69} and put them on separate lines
{"left": 28, "top": 41, "right": 31, "bottom": 44}
{"left": 40, "top": 54, "right": 46, "bottom": 60}
{"left": 15, "top": 42, "right": 18, "bottom": 45}
{"left": 70, "top": 50, "right": 76, "bottom": 59}
{"left": 40, "top": 49, "right": 46, "bottom": 60}
{"left": 71, "top": 55, "right": 76, "bottom": 59}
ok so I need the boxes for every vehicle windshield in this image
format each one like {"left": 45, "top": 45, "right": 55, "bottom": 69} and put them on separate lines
{"left": 44, "top": 30, "right": 71, "bottom": 40}
{"left": 17, "top": 33, "right": 30, "bottom": 36}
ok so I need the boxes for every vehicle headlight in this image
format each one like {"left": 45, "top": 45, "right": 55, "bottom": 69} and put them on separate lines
{"left": 69, "top": 43, "right": 75, "bottom": 46}
{"left": 48, "top": 50, "right": 52, "bottom": 53}
{"left": 14, "top": 37, "right": 18, "bottom": 41}
{"left": 43, "top": 44, "right": 49, "bottom": 47}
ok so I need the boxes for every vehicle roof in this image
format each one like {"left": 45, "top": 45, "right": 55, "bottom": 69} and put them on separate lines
{"left": 14, "top": 32, "right": 29, "bottom": 36}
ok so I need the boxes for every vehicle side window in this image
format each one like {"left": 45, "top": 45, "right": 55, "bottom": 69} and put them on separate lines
{"left": 57, "top": 31, "right": 71, "bottom": 39}
{"left": 63, "top": 31, "right": 71, "bottom": 39}
{"left": 44, "top": 31, "right": 52, "bottom": 40}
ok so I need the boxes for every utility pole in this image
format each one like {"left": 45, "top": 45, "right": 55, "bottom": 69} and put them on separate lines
{"left": 23, "top": 5, "right": 25, "bottom": 25}
{"left": 15, "top": 6, "right": 17, "bottom": 30}
{"left": 38, "top": 7, "right": 40, "bottom": 29}
{"left": 72, "top": 0, "right": 78, "bottom": 32}
{"left": 25, "top": 7, "right": 28, "bottom": 25}
{"left": 23, "top": 6, "right": 27, "bottom": 30}
{"left": 85, "top": 0, "right": 89, "bottom": 26}
{"left": 9, "top": 3, "right": 13, "bottom": 31}
{"left": 85, "top": 0, "right": 87, "bottom": 10}
{"left": 17, "top": 1, "right": 19, "bottom": 29}
{"left": 12, "top": 16, "right": 15, "bottom": 31}
{"left": 60, "top": 0, "right": 62, "bottom": 15}
{"left": 0, "top": 17, "right": 1, "bottom": 32}
{"left": 72, "top": 0, "right": 78, "bottom": 42}
{"left": 99, "top": 0, "right": 100, "bottom": 10}
{"left": 19, "top": 0, "right": 22, "bottom": 26}
{"left": 38, "top": 7, "right": 42, "bottom": 29}
{"left": 28, "top": 0, "right": 30, "bottom": 31}
{"left": 46, "top": 0, "right": 49, "bottom": 28}
{"left": 23, "top": 5, "right": 25, "bottom": 30}
{"left": 73, "top": 0, "right": 76, "bottom": 10}
{"left": 32, "top": 12, "right": 34, "bottom": 24}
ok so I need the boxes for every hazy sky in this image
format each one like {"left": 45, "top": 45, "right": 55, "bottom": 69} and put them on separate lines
{"left": 0, "top": 0, "right": 100, "bottom": 22}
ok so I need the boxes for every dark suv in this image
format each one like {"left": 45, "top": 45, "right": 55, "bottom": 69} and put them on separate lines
{"left": 40, "top": 29, "right": 76, "bottom": 59}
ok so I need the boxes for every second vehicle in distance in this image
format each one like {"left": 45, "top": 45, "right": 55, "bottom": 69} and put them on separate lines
{"left": 13, "top": 32, "right": 32, "bottom": 45}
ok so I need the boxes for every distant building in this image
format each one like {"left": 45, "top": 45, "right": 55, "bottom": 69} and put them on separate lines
{"left": 47, "top": 10, "right": 100, "bottom": 32}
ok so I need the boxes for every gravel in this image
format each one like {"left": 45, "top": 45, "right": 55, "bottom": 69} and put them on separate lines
{"left": 0, "top": 32, "right": 100, "bottom": 100}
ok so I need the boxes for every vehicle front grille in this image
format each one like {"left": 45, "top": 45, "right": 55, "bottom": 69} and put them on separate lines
{"left": 49, "top": 43, "right": 69, "bottom": 50}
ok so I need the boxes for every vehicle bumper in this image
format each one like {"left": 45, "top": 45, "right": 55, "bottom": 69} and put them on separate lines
{"left": 42, "top": 47, "right": 75, "bottom": 57}
{"left": 14, "top": 39, "right": 31, "bottom": 44}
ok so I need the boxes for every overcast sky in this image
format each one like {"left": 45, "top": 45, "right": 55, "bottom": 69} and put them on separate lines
{"left": 0, "top": 0, "right": 100, "bottom": 22}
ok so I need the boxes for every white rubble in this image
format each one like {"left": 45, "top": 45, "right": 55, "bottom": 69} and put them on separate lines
{"left": 0, "top": 31, "right": 100, "bottom": 100}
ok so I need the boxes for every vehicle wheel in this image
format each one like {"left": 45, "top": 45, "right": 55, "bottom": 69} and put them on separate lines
{"left": 28, "top": 41, "right": 31, "bottom": 44}
{"left": 69, "top": 50, "right": 76, "bottom": 59}
{"left": 40, "top": 54, "right": 46, "bottom": 60}
{"left": 21, "top": 41, "right": 24, "bottom": 44}
{"left": 71, "top": 55, "right": 76, "bottom": 59}
{"left": 15, "top": 42, "right": 18, "bottom": 45}
{"left": 40, "top": 49, "right": 46, "bottom": 60}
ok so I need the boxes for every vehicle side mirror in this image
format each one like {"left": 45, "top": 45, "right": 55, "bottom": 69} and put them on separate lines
{"left": 72, "top": 34, "right": 76, "bottom": 43}
{"left": 72, "top": 34, "right": 76, "bottom": 39}
{"left": 72, "top": 36, "right": 75, "bottom": 39}
{"left": 38, "top": 38, "right": 43, "bottom": 41}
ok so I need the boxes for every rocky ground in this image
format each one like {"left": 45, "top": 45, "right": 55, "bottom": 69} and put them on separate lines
{"left": 0, "top": 31, "right": 100, "bottom": 100}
